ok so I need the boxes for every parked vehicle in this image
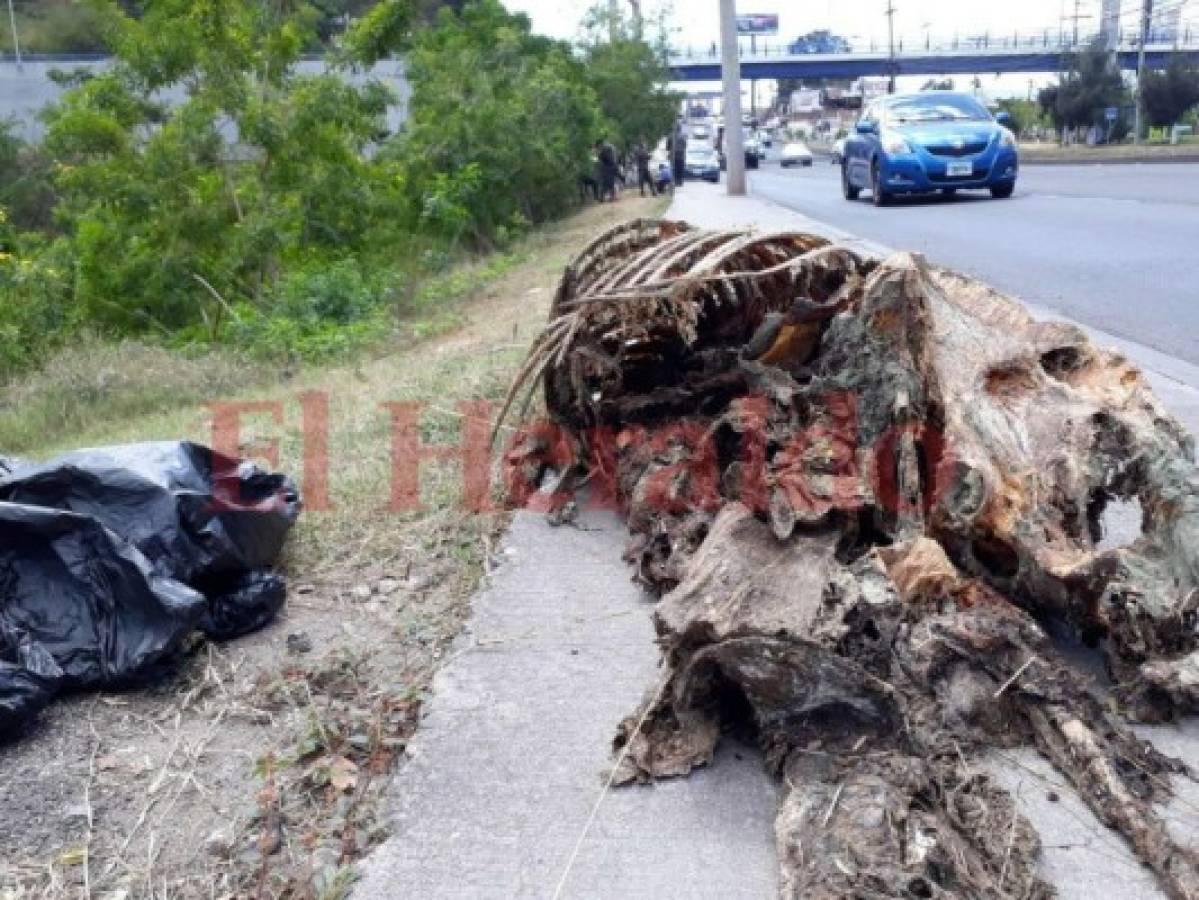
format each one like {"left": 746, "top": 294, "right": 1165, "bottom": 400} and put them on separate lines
{"left": 830, "top": 137, "right": 847, "bottom": 165}
{"left": 690, "top": 123, "right": 712, "bottom": 142}
{"left": 684, "top": 145, "right": 721, "bottom": 182}
{"left": 716, "top": 124, "right": 760, "bottom": 170}
{"left": 841, "top": 91, "right": 1018, "bottom": 206}
{"left": 780, "top": 141, "right": 814, "bottom": 167}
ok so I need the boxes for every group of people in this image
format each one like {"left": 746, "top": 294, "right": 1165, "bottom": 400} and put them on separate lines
{"left": 582, "top": 125, "right": 689, "bottom": 204}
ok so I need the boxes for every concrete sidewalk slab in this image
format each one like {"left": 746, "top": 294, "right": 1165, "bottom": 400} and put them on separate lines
{"left": 353, "top": 505, "right": 779, "bottom": 900}
{"left": 356, "top": 182, "right": 1199, "bottom": 900}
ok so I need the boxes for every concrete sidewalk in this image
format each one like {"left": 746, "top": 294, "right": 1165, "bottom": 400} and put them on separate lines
{"left": 354, "top": 182, "right": 1199, "bottom": 900}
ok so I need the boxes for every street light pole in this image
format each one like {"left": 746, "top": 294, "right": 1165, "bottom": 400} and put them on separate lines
{"left": 718, "top": 0, "right": 746, "bottom": 196}
{"left": 6, "top": 0, "right": 22, "bottom": 70}
{"left": 1134, "top": 0, "right": 1153, "bottom": 144}
{"left": 886, "top": 0, "right": 897, "bottom": 93}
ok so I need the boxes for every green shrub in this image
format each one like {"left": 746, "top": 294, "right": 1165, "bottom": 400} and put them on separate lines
{"left": 222, "top": 260, "right": 393, "bottom": 362}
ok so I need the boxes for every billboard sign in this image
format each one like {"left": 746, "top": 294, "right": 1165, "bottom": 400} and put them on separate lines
{"left": 736, "top": 14, "right": 779, "bottom": 36}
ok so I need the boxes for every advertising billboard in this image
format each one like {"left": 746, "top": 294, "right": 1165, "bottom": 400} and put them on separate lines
{"left": 736, "top": 14, "right": 779, "bottom": 36}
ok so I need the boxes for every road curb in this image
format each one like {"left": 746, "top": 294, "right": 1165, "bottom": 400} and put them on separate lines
{"left": 1021, "top": 153, "right": 1199, "bottom": 166}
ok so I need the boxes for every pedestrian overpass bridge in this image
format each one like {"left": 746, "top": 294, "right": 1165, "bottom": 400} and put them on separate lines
{"left": 669, "top": 35, "right": 1199, "bottom": 81}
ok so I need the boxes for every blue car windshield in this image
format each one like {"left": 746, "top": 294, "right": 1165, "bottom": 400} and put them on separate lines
{"left": 884, "top": 94, "right": 990, "bottom": 124}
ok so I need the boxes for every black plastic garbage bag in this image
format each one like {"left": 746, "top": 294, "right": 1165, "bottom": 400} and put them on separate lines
{"left": 0, "top": 663, "right": 54, "bottom": 735}
{"left": 0, "top": 503, "right": 207, "bottom": 688}
{"left": 0, "top": 624, "right": 61, "bottom": 734}
{"left": 199, "top": 571, "right": 288, "bottom": 640}
{"left": 0, "top": 442, "right": 301, "bottom": 739}
{"left": 0, "top": 441, "right": 301, "bottom": 580}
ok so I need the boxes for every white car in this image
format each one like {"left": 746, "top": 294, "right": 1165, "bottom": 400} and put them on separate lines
{"left": 780, "top": 141, "right": 814, "bottom": 167}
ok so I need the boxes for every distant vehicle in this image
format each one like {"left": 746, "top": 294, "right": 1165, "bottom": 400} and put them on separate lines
{"left": 830, "top": 137, "right": 847, "bottom": 165}
{"left": 716, "top": 124, "right": 760, "bottom": 170}
{"left": 780, "top": 141, "right": 814, "bottom": 167}
{"left": 759, "top": 129, "right": 773, "bottom": 148}
{"left": 744, "top": 132, "right": 763, "bottom": 161}
{"left": 684, "top": 145, "right": 721, "bottom": 182}
{"left": 690, "top": 123, "right": 712, "bottom": 142}
{"left": 842, "top": 91, "right": 1018, "bottom": 206}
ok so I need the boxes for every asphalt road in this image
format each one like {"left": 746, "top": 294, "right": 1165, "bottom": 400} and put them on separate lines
{"left": 748, "top": 158, "right": 1199, "bottom": 365}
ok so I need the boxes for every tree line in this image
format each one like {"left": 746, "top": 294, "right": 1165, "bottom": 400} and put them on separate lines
{"left": 0, "top": 0, "right": 679, "bottom": 377}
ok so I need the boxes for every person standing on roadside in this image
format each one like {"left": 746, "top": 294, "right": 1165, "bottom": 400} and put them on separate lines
{"left": 634, "top": 142, "right": 657, "bottom": 197}
{"left": 596, "top": 138, "right": 618, "bottom": 202}
{"left": 671, "top": 121, "right": 687, "bottom": 188}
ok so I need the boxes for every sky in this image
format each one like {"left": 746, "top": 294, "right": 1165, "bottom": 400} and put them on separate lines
{"left": 501, "top": 0, "right": 1197, "bottom": 99}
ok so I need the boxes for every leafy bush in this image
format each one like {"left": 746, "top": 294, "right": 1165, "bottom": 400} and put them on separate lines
{"left": 0, "top": 0, "right": 676, "bottom": 384}
{"left": 389, "top": 1, "right": 602, "bottom": 245}
{"left": 0, "top": 231, "right": 74, "bottom": 377}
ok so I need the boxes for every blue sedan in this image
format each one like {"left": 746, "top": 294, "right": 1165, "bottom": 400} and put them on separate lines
{"left": 842, "top": 92, "right": 1018, "bottom": 206}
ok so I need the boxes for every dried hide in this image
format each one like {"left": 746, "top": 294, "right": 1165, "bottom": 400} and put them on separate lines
{"left": 500, "top": 220, "right": 1199, "bottom": 899}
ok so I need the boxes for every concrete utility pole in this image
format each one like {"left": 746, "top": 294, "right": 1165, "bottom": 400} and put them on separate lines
{"left": 719, "top": 0, "right": 746, "bottom": 196}
{"left": 886, "top": 0, "right": 897, "bottom": 93}
{"left": 627, "top": 0, "right": 643, "bottom": 40}
{"left": 1134, "top": 0, "right": 1153, "bottom": 144}
{"left": 6, "top": 0, "right": 22, "bottom": 70}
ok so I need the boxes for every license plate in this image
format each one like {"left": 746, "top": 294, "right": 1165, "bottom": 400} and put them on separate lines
{"left": 946, "top": 161, "right": 973, "bottom": 177}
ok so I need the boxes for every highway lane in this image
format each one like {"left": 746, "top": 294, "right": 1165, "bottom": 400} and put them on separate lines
{"left": 748, "top": 160, "right": 1199, "bottom": 365}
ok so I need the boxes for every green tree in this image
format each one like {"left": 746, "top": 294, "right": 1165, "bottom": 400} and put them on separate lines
{"left": 578, "top": 3, "right": 679, "bottom": 150}
{"left": 1038, "top": 42, "right": 1129, "bottom": 132}
{"left": 787, "top": 30, "right": 850, "bottom": 54}
{"left": 40, "top": 0, "right": 404, "bottom": 334}
{"left": 995, "top": 98, "right": 1045, "bottom": 136}
{"left": 1141, "top": 56, "right": 1199, "bottom": 127}
{"left": 0, "top": 121, "right": 57, "bottom": 232}
{"left": 389, "top": 0, "right": 602, "bottom": 243}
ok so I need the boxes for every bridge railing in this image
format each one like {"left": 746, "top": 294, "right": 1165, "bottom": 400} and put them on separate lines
{"left": 670, "top": 26, "right": 1199, "bottom": 62}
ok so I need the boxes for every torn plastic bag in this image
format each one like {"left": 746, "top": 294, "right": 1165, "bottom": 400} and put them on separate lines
{"left": 0, "top": 441, "right": 301, "bottom": 581}
{"left": 0, "top": 502, "right": 207, "bottom": 691}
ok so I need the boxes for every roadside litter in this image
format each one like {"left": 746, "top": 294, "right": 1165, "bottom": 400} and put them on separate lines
{"left": 0, "top": 441, "right": 301, "bottom": 737}
{"left": 502, "top": 219, "right": 1199, "bottom": 898}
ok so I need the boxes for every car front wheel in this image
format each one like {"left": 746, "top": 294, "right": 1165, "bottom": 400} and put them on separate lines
{"left": 871, "top": 161, "right": 890, "bottom": 207}
{"left": 841, "top": 162, "right": 860, "bottom": 200}
{"left": 991, "top": 182, "right": 1015, "bottom": 199}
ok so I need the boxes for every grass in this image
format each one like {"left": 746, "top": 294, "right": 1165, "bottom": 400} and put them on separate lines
{"left": 0, "top": 196, "right": 665, "bottom": 576}
{"left": 1020, "top": 139, "right": 1199, "bottom": 161}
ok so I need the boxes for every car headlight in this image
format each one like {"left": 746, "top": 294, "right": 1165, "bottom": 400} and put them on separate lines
{"left": 881, "top": 132, "right": 911, "bottom": 154}
{"left": 999, "top": 128, "right": 1017, "bottom": 148}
